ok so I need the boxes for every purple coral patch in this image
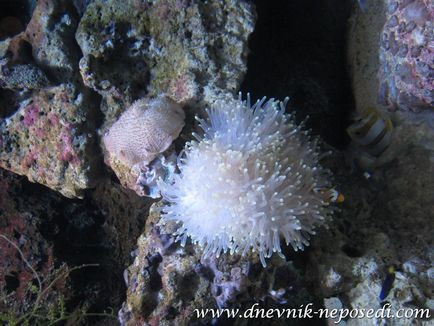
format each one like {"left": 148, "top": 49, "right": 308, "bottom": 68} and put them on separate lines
{"left": 379, "top": 0, "right": 433, "bottom": 111}
{"left": 22, "top": 105, "right": 40, "bottom": 127}
{"left": 59, "top": 129, "right": 75, "bottom": 162}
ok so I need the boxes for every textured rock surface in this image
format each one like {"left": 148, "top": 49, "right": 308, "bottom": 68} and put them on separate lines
{"left": 378, "top": 0, "right": 433, "bottom": 111}
{"left": 1, "top": 0, "right": 255, "bottom": 198}
{"left": 0, "top": 0, "right": 100, "bottom": 198}
{"left": 76, "top": 0, "right": 256, "bottom": 123}
{"left": 0, "top": 58, "right": 49, "bottom": 90}
{"left": 120, "top": 203, "right": 322, "bottom": 326}
{"left": 119, "top": 205, "right": 216, "bottom": 326}
{"left": 26, "top": 0, "right": 82, "bottom": 81}
{"left": 308, "top": 118, "right": 434, "bottom": 325}
{"left": 347, "top": 0, "right": 387, "bottom": 113}
{"left": 0, "top": 84, "right": 98, "bottom": 198}
{"left": 348, "top": 0, "right": 433, "bottom": 113}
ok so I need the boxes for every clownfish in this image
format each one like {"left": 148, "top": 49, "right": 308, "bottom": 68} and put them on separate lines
{"left": 314, "top": 187, "right": 345, "bottom": 205}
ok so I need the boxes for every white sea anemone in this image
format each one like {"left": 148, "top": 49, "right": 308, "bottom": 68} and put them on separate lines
{"left": 158, "top": 94, "right": 334, "bottom": 266}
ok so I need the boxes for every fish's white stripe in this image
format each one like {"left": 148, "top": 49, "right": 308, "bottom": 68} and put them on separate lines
{"left": 367, "top": 128, "right": 392, "bottom": 156}
{"left": 355, "top": 118, "right": 387, "bottom": 146}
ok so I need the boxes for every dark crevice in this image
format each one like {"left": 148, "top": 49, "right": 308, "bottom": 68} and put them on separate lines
{"left": 4, "top": 273, "right": 20, "bottom": 294}
{"left": 241, "top": 0, "right": 354, "bottom": 150}
{"left": 341, "top": 244, "right": 364, "bottom": 258}
{"left": 0, "top": 0, "right": 35, "bottom": 40}
{"left": 0, "top": 89, "right": 20, "bottom": 118}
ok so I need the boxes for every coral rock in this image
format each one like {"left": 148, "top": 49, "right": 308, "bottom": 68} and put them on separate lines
{"left": 76, "top": 0, "right": 256, "bottom": 123}
{"left": 26, "top": 0, "right": 81, "bottom": 80}
{"left": 378, "top": 0, "right": 433, "bottom": 111}
{"left": 0, "top": 58, "right": 49, "bottom": 90}
{"left": 348, "top": 0, "right": 433, "bottom": 113}
{"left": 120, "top": 203, "right": 319, "bottom": 326}
{"left": 0, "top": 0, "right": 100, "bottom": 198}
{"left": 0, "top": 84, "right": 99, "bottom": 198}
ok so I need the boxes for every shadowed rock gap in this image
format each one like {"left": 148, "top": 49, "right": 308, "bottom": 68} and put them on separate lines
{"left": 241, "top": 0, "right": 354, "bottom": 150}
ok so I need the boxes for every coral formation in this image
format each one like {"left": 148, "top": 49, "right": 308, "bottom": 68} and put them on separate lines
{"left": 76, "top": 0, "right": 255, "bottom": 123}
{"left": 103, "top": 95, "right": 185, "bottom": 198}
{"left": 0, "top": 0, "right": 255, "bottom": 199}
{"left": 74, "top": 0, "right": 256, "bottom": 196}
{"left": 119, "top": 205, "right": 218, "bottom": 326}
{"left": 26, "top": 0, "right": 81, "bottom": 80}
{"left": 348, "top": 0, "right": 433, "bottom": 113}
{"left": 103, "top": 96, "right": 185, "bottom": 167}
{"left": 120, "top": 202, "right": 320, "bottom": 326}
{"left": 135, "top": 153, "right": 178, "bottom": 198}
{"left": 0, "top": 58, "right": 48, "bottom": 90}
{"left": 0, "top": 84, "right": 98, "bottom": 198}
{"left": 378, "top": 0, "right": 433, "bottom": 111}
{"left": 159, "top": 95, "right": 334, "bottom": 266}
{"left": 0, "top": 0, "right": 100, "bottom": 198}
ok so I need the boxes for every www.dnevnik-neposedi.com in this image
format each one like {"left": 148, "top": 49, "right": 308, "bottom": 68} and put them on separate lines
{"left": 194, "top": 303, "right": 432, "bottom": 323}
